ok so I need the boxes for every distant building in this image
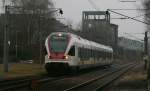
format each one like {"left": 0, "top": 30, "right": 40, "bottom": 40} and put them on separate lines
{"left": 118, "top": 37, "right": 144, "bottom": 51}
{"left": 82, "top": 11, "right": 110, "bottom": 32}
{"left": 117, "top": 37, "right": 144, "bottom": 61}
{"left": 82, "top": 11, "right": 118, "bottom": 48}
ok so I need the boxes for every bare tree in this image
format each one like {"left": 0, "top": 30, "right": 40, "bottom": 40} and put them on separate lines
{"left": 4, "top": 0, "right": 56, "bottom": 62}
{"left": 11, "top": 0, "right": 54, "bottom": 10}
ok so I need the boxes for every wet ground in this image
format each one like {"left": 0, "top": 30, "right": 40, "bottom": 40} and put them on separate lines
{"left": 105, "top": 62, "right": 147, "bottom": 91}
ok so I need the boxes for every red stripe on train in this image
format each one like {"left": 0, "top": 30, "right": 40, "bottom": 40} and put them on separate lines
{"left": 49, "top": 53, "right": 65, "bottom": 59}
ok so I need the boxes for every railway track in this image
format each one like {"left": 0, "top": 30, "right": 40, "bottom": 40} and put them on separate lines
{"left": 0, "top": 63, "right": 135, "bottom": 91}
{"left": 63, "top": 63, "right": 134, "bottom": 91}
{"left": 0, "top": 76, "right": 31, "bottom": 91}
{"left": 38, "top": 67, "right": 112, "bottom": 91}
{"left": 0, "top": 75, "right": 65, "bottom": 91}
{"left": 37, "top": 63, "right": 134, "bottom": 91}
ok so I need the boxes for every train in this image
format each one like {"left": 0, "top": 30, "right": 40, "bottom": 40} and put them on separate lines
{"left": 45, "top": 32, "right": 113, "bottom": 73}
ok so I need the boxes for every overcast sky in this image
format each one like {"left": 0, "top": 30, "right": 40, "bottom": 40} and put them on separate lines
{"left": 53, "top": 0, "right": 146, "bottom": 40}
{"left": 0, "top": 0, "right": 146, "bottom": 40}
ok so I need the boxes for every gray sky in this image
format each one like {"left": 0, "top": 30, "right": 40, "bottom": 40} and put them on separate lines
{"left": 0, "top": 0, "right": 146, "bottom": 40}
{"left": 53, "top": 0, "right": 146, "bottom": 40}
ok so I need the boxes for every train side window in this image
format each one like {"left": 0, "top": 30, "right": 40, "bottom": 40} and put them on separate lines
{"left": 68, "top": 46, "right": 75, "bottom": 56}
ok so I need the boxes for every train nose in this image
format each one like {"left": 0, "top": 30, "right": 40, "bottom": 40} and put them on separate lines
{"left": 49, "top": 53, "right": 66, "bottom": 59}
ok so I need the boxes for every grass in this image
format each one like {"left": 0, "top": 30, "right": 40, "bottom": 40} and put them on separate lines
{"left": 0, "top": 63, "right": 46, "bottom": 79}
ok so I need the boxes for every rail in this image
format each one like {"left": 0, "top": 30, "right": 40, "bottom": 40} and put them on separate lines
{"left": 63, "top": 63, "right": 135, "bottom": 91}
{"left": 0, "top": 78, "right": 31, "bottom": 91}
{"left": 0, "top": 76, "right": 61, "bottom": 91}
{"left": 0, "top": 63, "right": 135, "bottom": 91}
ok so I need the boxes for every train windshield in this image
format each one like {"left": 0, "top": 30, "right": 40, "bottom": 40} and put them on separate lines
{"left": 50, "top": 34, "right": 68, "bottom": 52}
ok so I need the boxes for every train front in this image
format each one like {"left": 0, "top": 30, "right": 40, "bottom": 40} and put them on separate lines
{"left": 45, "top": 32, "right": 71, "bottom": 73}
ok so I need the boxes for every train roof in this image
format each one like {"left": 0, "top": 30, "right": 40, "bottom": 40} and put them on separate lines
{"left": 47, "top": 32, "right": 113, "bottom": 53}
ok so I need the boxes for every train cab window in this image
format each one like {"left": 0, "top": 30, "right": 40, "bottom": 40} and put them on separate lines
{"left": 68, "top": 46, "right": 75, "bottom": 56}
{"left": 50, "top": 34, "right": 68, "bottom": 52}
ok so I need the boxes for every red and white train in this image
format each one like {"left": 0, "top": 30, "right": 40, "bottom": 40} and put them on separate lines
{"left": 45, "top": 32, "right": 113, "bottom": 73}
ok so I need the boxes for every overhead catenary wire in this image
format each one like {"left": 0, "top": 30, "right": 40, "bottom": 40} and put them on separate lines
{"left": 119, "top": 0, "right": 137, "bottom": 2}
{"left": 86, "top": 1, "right": 149, "bottom": 22}
{"left": 107, "top": 9, "right": 150, "bottom": 25}
{"left": 109, "top": 8, "right": 150, "bottom": 19}
{"left": 132, "top": 12, "right": 150, "bottom": 19}
{"left": 87, "top": 1, "right": 149, "bottom": 20}
{"left": 110, "top": 9, "right": 150, "bottom": 11}
{"left": 111, "top": 12, "right": 150, "bottom": 20}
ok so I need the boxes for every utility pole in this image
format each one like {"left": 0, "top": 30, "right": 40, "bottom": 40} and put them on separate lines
{"left": 145, "top": 31, "right": 148, "bottom": 56}
{"left": 39, "top": 10, "right": 42, "bottom": 64}
{"left": 145, "top": 31, "right": 150, "bottom": 79}
{"left": 144, "top": 31, "right": 150, "bottom": 79}
{"left": 15, "top": 31, "right": 18, "bottom": 60}
{"left": 3, "top": 5, "right": 9, "bottom": 72}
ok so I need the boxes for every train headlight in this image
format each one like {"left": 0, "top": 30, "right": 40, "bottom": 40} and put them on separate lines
{"left": 58, "top": 33, "right": 62, "bottom": 36}
{"left": 65, "top": 55, "right": 69, "bottom": 59}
